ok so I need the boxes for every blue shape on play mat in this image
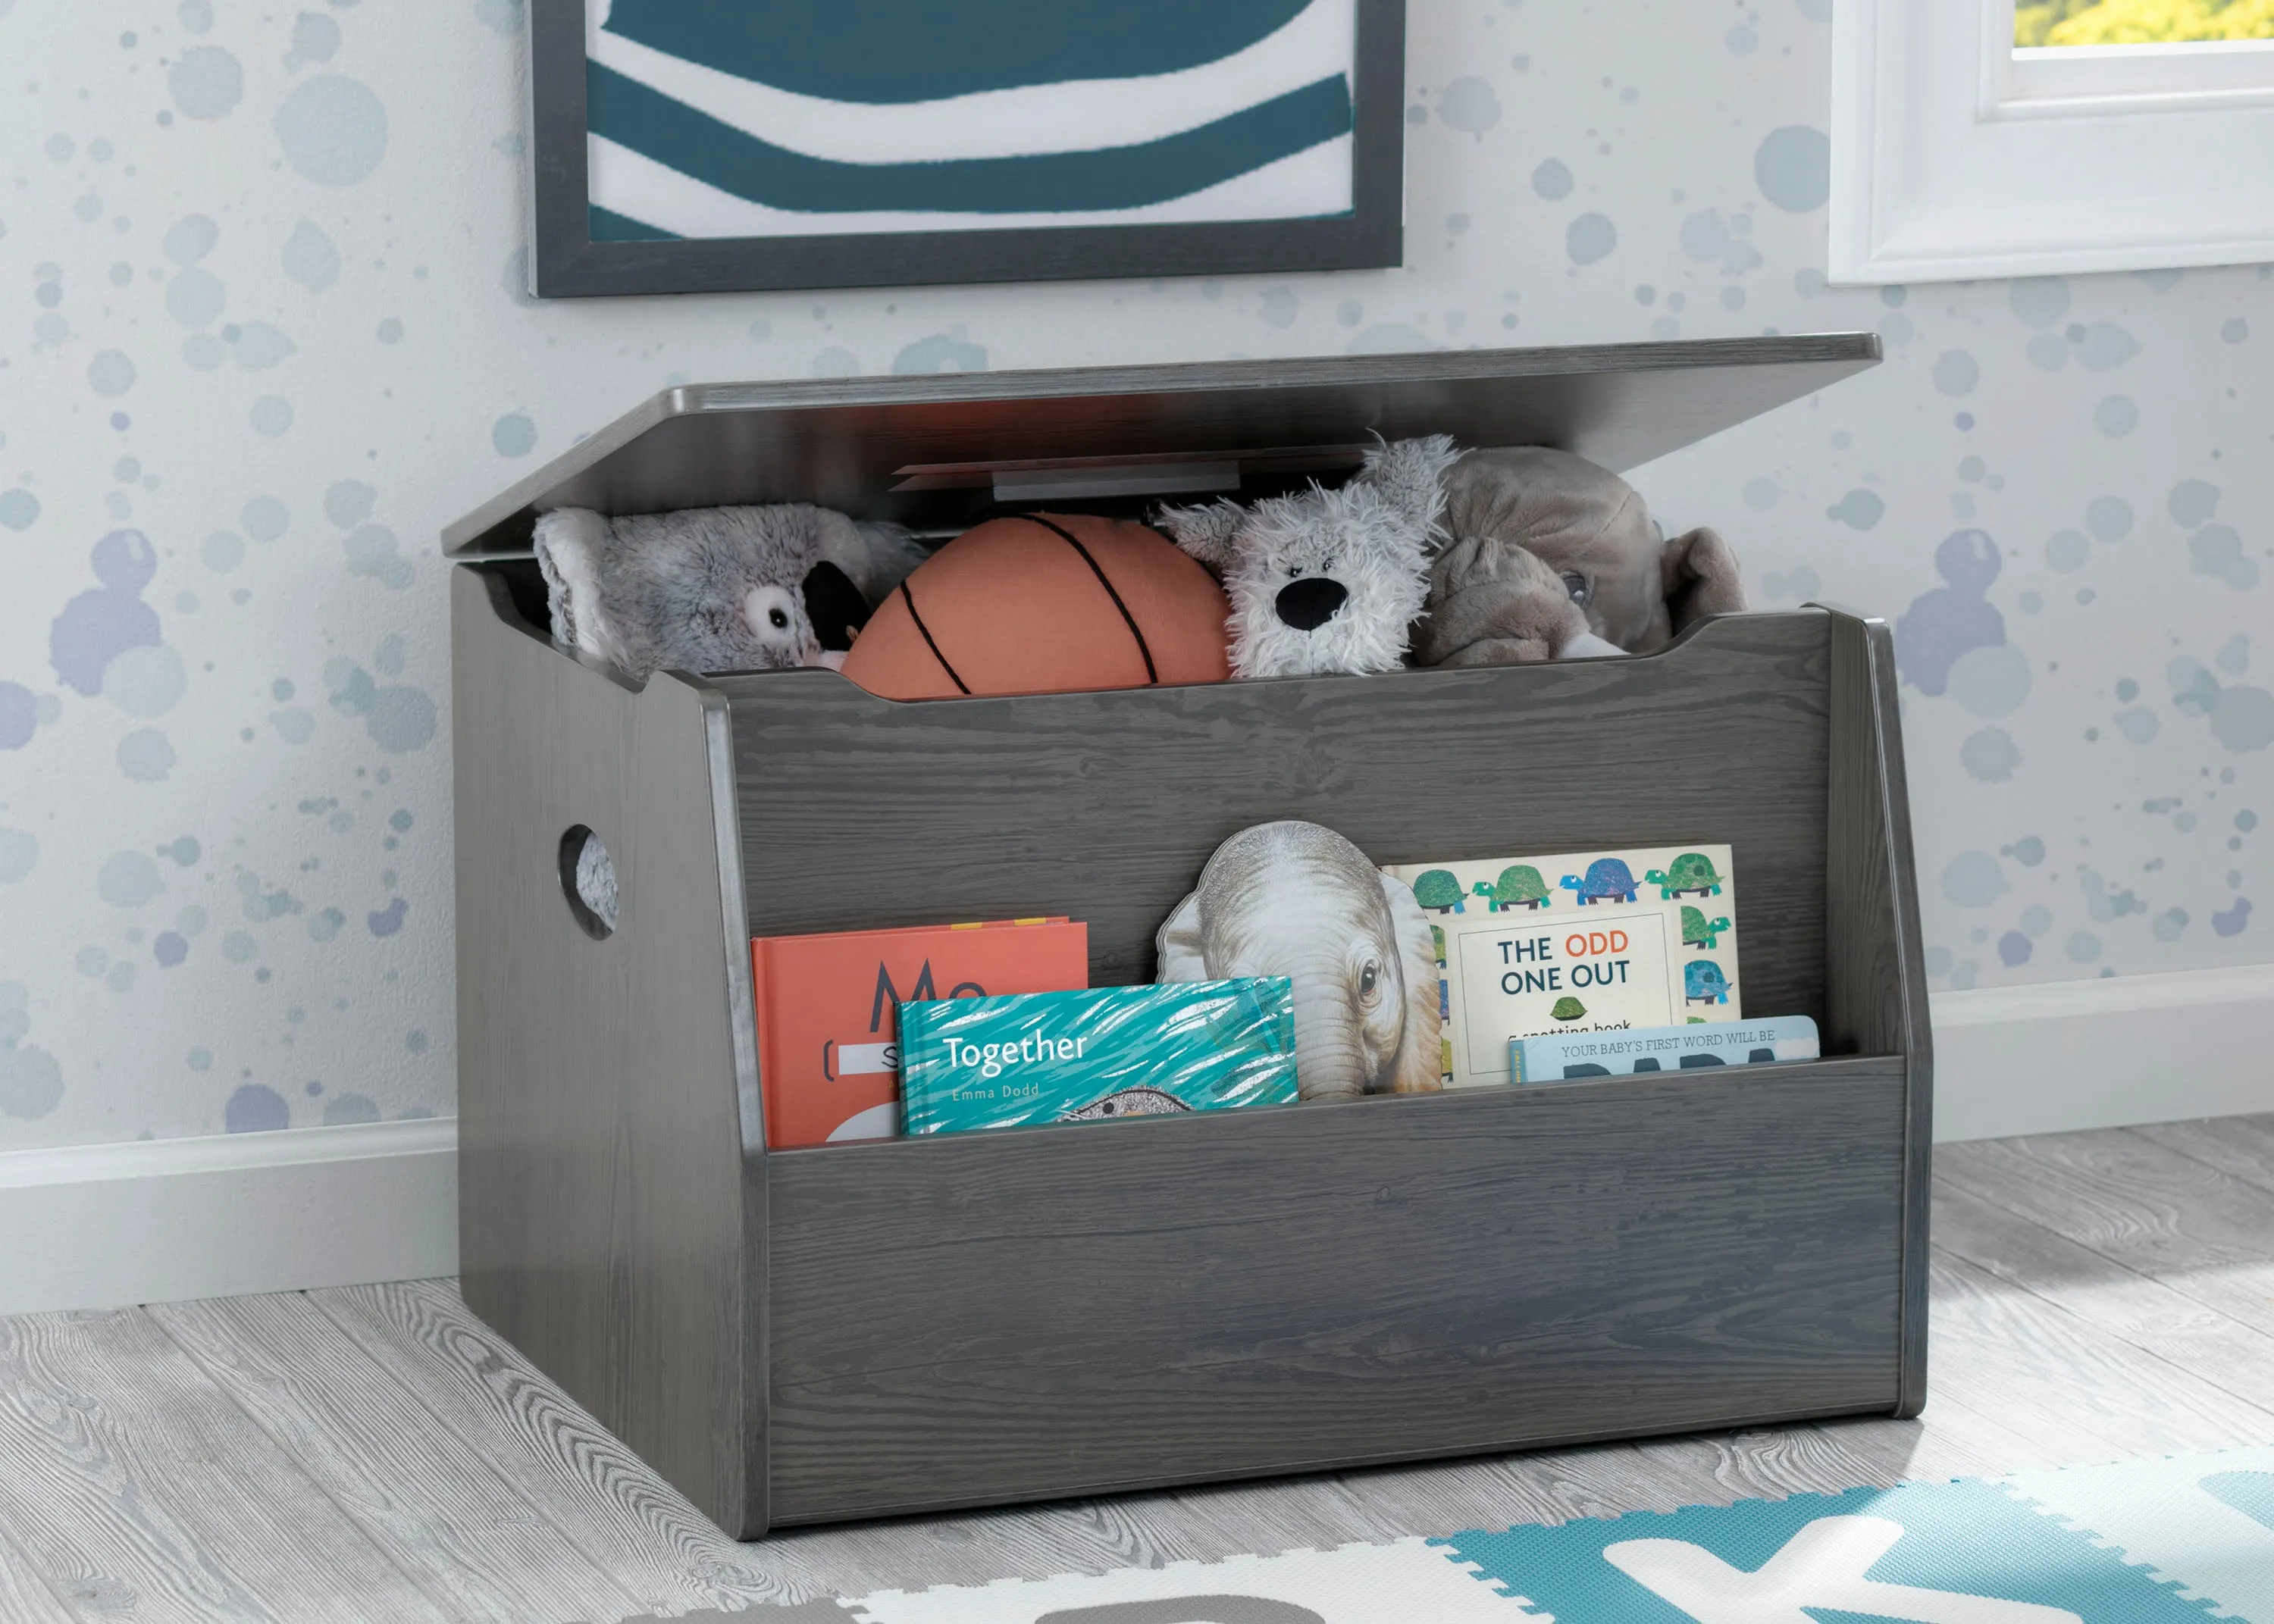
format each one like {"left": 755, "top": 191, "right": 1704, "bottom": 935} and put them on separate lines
{"left": 1434, "top": 1478, "right": 2218, "bottom": 1622}
{"left": 2203, "top": 1470, "right": 2274, "bottom": 1535}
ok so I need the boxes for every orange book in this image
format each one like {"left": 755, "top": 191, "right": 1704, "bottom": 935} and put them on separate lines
{"left": 752, "top": 918, "right": 1088, "bottom": 1149}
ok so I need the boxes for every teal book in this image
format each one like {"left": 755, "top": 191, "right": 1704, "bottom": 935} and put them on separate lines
{"left": 897, "top": 978, "right": 1297, "bottom": 1134}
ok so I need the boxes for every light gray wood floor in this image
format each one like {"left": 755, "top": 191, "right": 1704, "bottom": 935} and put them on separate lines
{"left": 8, "top": 1116, "right": 2274, "bottom": 1622}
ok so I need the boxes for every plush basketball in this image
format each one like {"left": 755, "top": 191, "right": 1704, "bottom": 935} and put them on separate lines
{"left": 839, "top": 513, "right": 1232, "bottom": 699}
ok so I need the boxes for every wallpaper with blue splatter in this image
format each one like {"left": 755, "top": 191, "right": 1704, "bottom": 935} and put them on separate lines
{"left": 0, "top": 0, "right": 2266, "bottom": 1150}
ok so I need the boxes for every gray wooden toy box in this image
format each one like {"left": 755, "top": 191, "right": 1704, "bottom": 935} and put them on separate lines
{"left": 443, "top": 336, "right": 1930, "bottom": 1541}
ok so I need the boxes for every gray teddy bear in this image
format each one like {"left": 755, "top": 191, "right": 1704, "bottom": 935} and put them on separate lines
{"left": 1155, "top": 435, "right": 1462, "bottom": 679}
{"left": 534, "top": 503, "right": 925, "bottom": 682}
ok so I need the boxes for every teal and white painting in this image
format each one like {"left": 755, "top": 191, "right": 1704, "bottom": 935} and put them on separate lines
{"left": 534, "top": 0, "right": 1405, "bottom": 295}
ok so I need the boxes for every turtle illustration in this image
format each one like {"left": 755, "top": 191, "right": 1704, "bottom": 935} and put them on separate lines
{"left": 1683, "top": 959, "right": 1733, "bottom": 1006}
{"left": 1472, "top": 881, "right": 1499, "bottom": 910}
{"left": 1062, "top": 1087, "right": 1193, "bottom": 1122}
{"left": 1549, "top": 995, "right": 1587, "bottom": 1021}
{"left": 1492, "top": 864, "right": 1552, "bottom": 910}
{"left": 1558, "top": 858, "right": 1640, "bottom": 906}
{"left": 1411, "top": 869, "right": 1467, "bottom": 913}
{"left": 1647, "top": 852, "right": 1727, "bottom": 899}
{"left": 1680, "top": 906, "right": 1731, "bottom": 949}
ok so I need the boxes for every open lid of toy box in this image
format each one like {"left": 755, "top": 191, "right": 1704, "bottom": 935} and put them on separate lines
{"left": 441, "top": 335, "right": 1880, "bottom": 559}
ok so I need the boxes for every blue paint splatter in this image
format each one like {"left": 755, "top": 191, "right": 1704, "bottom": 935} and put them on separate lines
{"left": 1997, "top": 930, "right": 2032, "bottom": 966}
{"left": 2215, "top": 896, "right": 2254, "bottom": 936}
{"left": 1531, "top": 158, "right": 1573, "bottom": 200}
{"left": 1565, "top": 213, "right": 1616, "bottom": 265}
{"left": 225, "top": 1082, "right": 289, "bottom": 1131}
{"left": 50, "top": 530, "right": 160, "bottom": 695}
{"left": 1754, "top": 125, "right": 1830, "bottom": 211}
{"left": 1894, "top": 530, "right": 2003, "bottom": 695}
{"left": 367, "top": 896, "right": 409, "bottom": 937}
{"left": 892, "top": 328, "right": 987, "bottom": 374}
{"left": 153, "top": 931, "right": 188, "bottom": 967}
{"left": 0, "top": 684, "right": 36, "bottom": 750}
{"left": 1827, "top": 490, "right": 1885, "bottom": 530}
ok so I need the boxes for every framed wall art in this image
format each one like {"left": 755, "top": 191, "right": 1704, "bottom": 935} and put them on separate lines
{"left": 526, "top": 0, "right": 1407, "bottom": 298}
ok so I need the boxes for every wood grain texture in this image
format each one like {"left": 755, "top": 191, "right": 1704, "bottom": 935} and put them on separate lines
{"left": 1928, "top": 1247, "right": 2274, "bottom": 1459}
{"left": 1821, "top": 609, "right": 1934, "bottom": 1416}
{"left": 320, "top": 1280, "right": 813, "bottom": 1610}
{"left": 1931, "top": 1178, "right": 2274, "bottom": 1413}
{"left": 1943, "top": 1127, "right": 2274, "bottom": 1346}
{"left": 148, "top": 1291, "right": 643, "bottom": 1624}
{"left": 2133, "top": 1112, "right": 2274, "bottom": 1197}
{"left": 0, "top": 1529, "right": 74, "bottom": 1624}
{"left": 0, "top": 1307, "right": 441, "bottom": 1624}
{"left": 452, "top": 564, "right": 764, "bottom": 1537}
{"left": 722, "top": 612, "right": 1836, "bottom": 1018}
{"left": 444, "top": 336, "right": 1879, "bottom": 555}
{"left": 766, "top": 1057, "right": 1907, "bottom": 1523}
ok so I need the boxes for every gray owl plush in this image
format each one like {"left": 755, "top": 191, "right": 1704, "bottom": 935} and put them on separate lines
{"left": 534, "top": 503, "right": 926, "bottom": 681}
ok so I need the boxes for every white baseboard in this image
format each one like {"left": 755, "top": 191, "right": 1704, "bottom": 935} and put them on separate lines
{"left": 0, "top": 965, "right": 2268, "bottom": 1314}
{"left": 0, "top": 1119, "right": 456, "bottom": 1316}
{"left": 1931, "top": 961, "right": 2274, "bottom": 1143}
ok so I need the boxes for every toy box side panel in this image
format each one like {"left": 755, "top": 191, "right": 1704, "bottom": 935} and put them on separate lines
{"left": 765, "top": 1055, "right": 1906, "bottom": 1524}
{"left": 1824, "top": 609, "right": 1935, "bottom": 1416}
{"left": 717, "top": 612, "right": 1834, "bottom": 1016}
{"left": 452, "top": 565, "right": 765, "bottom": 1536}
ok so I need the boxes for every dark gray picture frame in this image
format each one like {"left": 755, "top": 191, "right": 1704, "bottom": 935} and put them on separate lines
{"left": 526, "top": 0, "right": 1407, "bottom": 299}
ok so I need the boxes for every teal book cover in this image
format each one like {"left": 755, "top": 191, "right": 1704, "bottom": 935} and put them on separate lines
{"left": 897, "top": 978, "right": 1297, "bottom": 1134}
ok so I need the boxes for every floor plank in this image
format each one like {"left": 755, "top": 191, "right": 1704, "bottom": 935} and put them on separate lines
{"left": 151, "top": 1292, "right": 644, "bottom": 1624}
{"left": 1925, "top": 1246, "right": 2274, "bottom": 1462}
{"left": 317, "top": 1281, "right": 822, "bottom": 1612}
{"left": 2135, "top": 1112, "right": 2274, "bottom": 1199}
{"left": 1942, "top": 1127, "right": 2274, "bottom": 1342}
{"left": 0, "top": 1529, "right": 75, "bottom": 1624}
{"left": 0, "top": 1307, "right": 445, "bottom": 1624}
{"left": 1942, "top": 1128, "right": 2274, "bottom": 1272}
{"left": 1932, "top": 1176, "right": 2274, "bottom": 1413}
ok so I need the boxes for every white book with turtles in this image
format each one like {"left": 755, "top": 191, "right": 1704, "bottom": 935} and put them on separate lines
{"left": 1383, "top": 843, "right": 1741, "bottom": 1089}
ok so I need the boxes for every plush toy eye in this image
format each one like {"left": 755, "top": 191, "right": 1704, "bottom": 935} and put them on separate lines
{"left": 768, "top": 606, "right": 789, "bottom": 630}
{"left": 1358, "top": 959, "right": 1380, "bottom": 1000}
{"left": 1562, "top": 572, "right": 1592, "bottom": 608}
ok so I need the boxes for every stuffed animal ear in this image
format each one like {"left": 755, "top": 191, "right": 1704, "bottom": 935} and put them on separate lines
{"left": 1154, "top": 889, "right": 1211, "bottom": 982}
{"left": 1355, "top": 434, "right": 1463, "bottom": 543}
{"left": 1381, "top": 874, "right": 1446, "bottom": 1094}
{"left": 1661, "top": 526, "right": 1748, "bottom": 633}
{"left": 532, "top": 508, "right": 635, "bottom": 672}
{"left": 1154, "top": 499, "right": 1245, "bottom": 572}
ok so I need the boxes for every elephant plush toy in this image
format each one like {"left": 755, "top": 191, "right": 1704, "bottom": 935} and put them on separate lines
{"left": 1414, "top": 446, "right": 1747, "bottom": 666}
{"left": 1157, "top": 820, "right": 1442, "bottom": 1100}
{"left": 534, "top": 502, "right": 926, "bottom": 682}
{"left": 1155, "top": 435, "right": 1463, "bottom": 678}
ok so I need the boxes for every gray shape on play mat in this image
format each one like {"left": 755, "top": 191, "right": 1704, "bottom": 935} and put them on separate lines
{"left": 1039, "top": 1600, "right": 1325, "bottom": 1624}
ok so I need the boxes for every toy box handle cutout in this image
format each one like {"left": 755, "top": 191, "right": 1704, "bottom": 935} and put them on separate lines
{"left": 559, "top": 825, "right": 618, "bottom": 941}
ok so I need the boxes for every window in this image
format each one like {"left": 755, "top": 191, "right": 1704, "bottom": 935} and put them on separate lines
{"left": 1830, "top": 0, "right": 2274, "bottom": 282}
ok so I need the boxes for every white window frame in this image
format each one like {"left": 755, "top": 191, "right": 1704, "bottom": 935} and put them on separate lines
{"left": 1830, "top": 0, "right": 2274, "bottom": 283}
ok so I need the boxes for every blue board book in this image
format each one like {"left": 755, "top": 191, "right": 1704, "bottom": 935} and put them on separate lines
{"left": 897, "top": 978, "right": 1298, "bottom": 1134}
{"left": 1511, "top": 1014, "right": 1819, "bottom": 1084}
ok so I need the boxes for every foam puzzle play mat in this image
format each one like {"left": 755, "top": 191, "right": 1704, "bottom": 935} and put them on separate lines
{"left": 771, "top": 1447, "right": 2274, "bottom": 1623}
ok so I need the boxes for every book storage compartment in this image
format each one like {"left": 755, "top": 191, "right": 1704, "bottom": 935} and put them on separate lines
{"left": 447, "top": 341, "right": 1927, "bottom": 1539}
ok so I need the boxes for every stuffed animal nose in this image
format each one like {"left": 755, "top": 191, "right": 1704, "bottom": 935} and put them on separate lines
{"left": 1275, "top": 576, "right": 1348, "bottom": 631}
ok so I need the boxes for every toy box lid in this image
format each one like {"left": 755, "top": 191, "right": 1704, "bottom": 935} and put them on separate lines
{"left": 442, "top": 335, "right": 1879, "bottom": 558}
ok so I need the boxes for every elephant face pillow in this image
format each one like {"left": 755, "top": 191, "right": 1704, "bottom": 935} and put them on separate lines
{"left": 1425, "top": 446, "right": 1746, "bottom": 664}
{"left": 1157, "top": 820, "right": 1442, "bottom": 1100}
